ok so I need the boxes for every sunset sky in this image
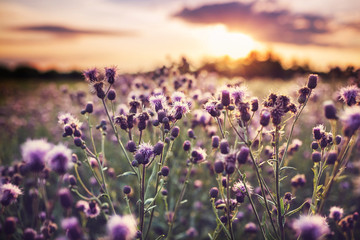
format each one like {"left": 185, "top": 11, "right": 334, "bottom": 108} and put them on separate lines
{"left": 0, "top": 0, "right": 359, "bottom": 72}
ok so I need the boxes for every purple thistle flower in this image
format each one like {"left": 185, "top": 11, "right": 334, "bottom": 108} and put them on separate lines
{"left": 61, "top": 217, "right": 83, "bottom": 240}
{"left": 341, "top": 106, "right": 360, "bottom": 137}
{"left": 105, "top": 66, "right": 117, "bottom": 84}
{"left": 244, "top": 222, "right": 258, "bottom": 233}
{"left": 191, "top": 147, "right": 207, "bottom": 164}
{"left": 83, "top": 68, "right": 99, "bottom": 82}
{"left": 329, "top": 206, "right": 343, "bottom": 221}
{"left": 136, "top": 143, "right": 154, "bottom": 165}
{"left": 149, "top": 94, "right": 167, "bottom": 112}
{"left": 21, "top": 139, "right": 52, "bottom": 172}
{"left": 204, "top": 100, "right": 220, "bottom": 117}
{"left": 231, "top": 86, "right": 248, "bottom": 105}
{"left": 339, "top": 85, "right": 359, "bottom": 106}
{"left": 171, "top": 91, "right": 186, "bottom": 102}
{"left": 107, "top": 215, "right": 137, "bottom": 240}
{"left": 0, "top": 183, "right": 22, "bottom": 206}
{"left": 45, "top": 144, "right": 72, "bottom": 175}
{"left": 85, "top": 201, "right": 101, "bottom": 219}
{"left": 293, "top": 215, "right": 330, "bottom": 240}
{"left": 172, "top": 101, "right": 190, "bottom": 119}
{"left": 58, "top": 188, "right": 73, "bottom": 209}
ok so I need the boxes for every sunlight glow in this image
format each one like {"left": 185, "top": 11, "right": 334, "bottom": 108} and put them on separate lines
{"left": 206, "top": 25, "right": 256, "bottom": 59}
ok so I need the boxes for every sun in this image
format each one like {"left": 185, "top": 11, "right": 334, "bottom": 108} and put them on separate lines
{"left": 205, "top": 25, "right": 256, "bottom": 59}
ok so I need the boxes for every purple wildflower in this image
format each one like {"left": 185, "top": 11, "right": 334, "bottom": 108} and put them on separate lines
{"left": 83, "top": 68, "right": 99, "bottom": 82}
{"left": 339, "top": 85, "right": 359, "bottom": 106}
{"left": 107, "top": 215, "right": 137, "bottom": 240}
{"left": 231, "top": 86, "right": 248, "bottom": 105}
{"left": 149, "top": 94, "right": 167, "bottom": 112}
{"left": 329, "top": 206, "right": 343, "bottom": 221}
{"left": 61, "top": 217, "right": 83, "bottom": 240}
{"left": 136, "top": 143, "right": 154, "bottom": 165}
{"left": 171, "top": 91, "right": 186, "bottom": 102}
{"left": 45, "top": 144, "right": 72, "bottom": 175}
{"left": 21, "top": 139, "right": 52, "bottom": 172}
{"left": 341, "top": 106, "right": 360, "bottom": 137}
{"left": 293, "top": 215, "right": 330, "bottom": 240}
{"left": 0, "top": 183, "right": 22, "bottom": 206}
{"left": 105, "top": 66, "right": 117, "bottom": 84}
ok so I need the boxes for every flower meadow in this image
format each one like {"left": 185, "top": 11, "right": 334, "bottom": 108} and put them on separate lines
{"left": 1, "top": 66, "right": 360, "bottom": 240}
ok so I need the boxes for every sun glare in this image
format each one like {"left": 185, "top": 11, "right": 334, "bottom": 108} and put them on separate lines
{"left": 206, "top": 25, "right": 256, "bottom": 59}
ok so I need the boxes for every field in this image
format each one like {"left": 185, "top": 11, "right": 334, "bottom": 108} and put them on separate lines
{"left": 0, "top": 67, "right": 359, "bottom": 240}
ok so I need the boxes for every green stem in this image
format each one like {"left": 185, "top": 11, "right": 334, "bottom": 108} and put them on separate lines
{"left": 275, "top": 126, "right": 285, "bottom": 240}
{"left": 166, "top": 163, "right": 193, "bottom": 240}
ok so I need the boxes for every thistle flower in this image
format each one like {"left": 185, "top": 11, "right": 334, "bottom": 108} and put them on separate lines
{"left": 307, "top": 74, "right": 318, "bottom": 89}
{"left": 58, "top": 188, "right": 73, "bottom": 209}
{"left": 45, "top": 144, "right": 72, "bottom": 175}
{"left": 341, "top": 106, "right": 360, "bottom": 137}
{"left": 105, "top": 66, "right": 117, "bottom": 84}
{"left": 293, "top": 215, "right": 330, "bottom": 240}
{"left": 339, "top": 85, "right": 359, "bottom": 106}
{"left": 171, "top": 91, "right": 186, "bottom": 102}
{"left": 21, "top": 139, "right": 52, "bottom": 172}
{"left": 191, "top": 147, "right": 207, "bottom": 163}
{"left": 231, "top": 86, "right": 248, "bottom": 105}
{"left": 244, "top": 222, "right": 257, "bottom": 234}
{"left": 83, "top": 68, "right": 99, "bottom": 82}
{"left": 313, "top": 124, "right": 325, "bottom": 140}
{"left": 323, "top": 101, "right": 337, "bottom": 120}
{"left": 107, "top": 215, "right": 137, "bottom": 240}
{"left": 232, "top": 180, "right": 253, "bottom": 195}
{"left": 171, "top": 101, "right": 190, "bottom": 119}
{"left": 61, "top": 217, "right": 83, "bottom": 240}
{"left": 149, "top": 94, "right": 167, "bottom": 112}
{"left": 85, "top": 201, "right": 101, "bottom": 218}
{"left": 291, "top": 174, "right": 306, "bottom": 188}
{"left": 136, "top": 143, "right": 154, "bottom": 165}
{"left": 204, "top": 100, "right": 220, "bottom": 117}
{"left": 0, "top": 183, "right": 22, "bottom": 206}
{"left": 329, "top": 206, "right": 343, "bottom": 221}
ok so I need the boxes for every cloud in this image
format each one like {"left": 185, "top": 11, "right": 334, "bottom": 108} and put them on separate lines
{"left": 11, "top": 24, "right": 137, "bottom": 37}
{"left": 173, "top": 1, "right": 332, "bottom": 45}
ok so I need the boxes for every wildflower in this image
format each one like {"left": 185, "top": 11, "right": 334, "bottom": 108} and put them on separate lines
{"left": 293, "top": 215, "right": 330, "bottom": 240}
{"left": 153, "top": 141, "right": 164, "bottom": 155}
{"left": 312, "top": 152, "right": 322, "bottom": 163}
{"left": 58, "top": 113, "right": 82, "bottom": 129}
{"left": 187, "top": 129, "right": 196, "bottom": 139}
{"left": 171, "top": 91, "right": 185, "bottom": 102}
{"left": 61, "top": 217, "right": 83, "bottom": 240}
{"left": 126, "top": 140, "right": 137, "bottom": 153}
{"left": 231, "top": 86, "right": 248, "bottom": 105}
{"left": 85, "top": 201, "right": 101, "bottom": 218}
{"left": 250, "top": 97, "right": 258, "bottom": 112}
{"left": 323, "top": 101, "right": 337, "bottom": 120}
{"left": 191, "top": 147, "right": 207, "bottom": 163}
{"left": 341, "top": 106, "right": 360, "bottom": 137}
{"left": 213, "top": 160, "right": 224, "bottom": 174}
{"left": 84, "top": 102, "right": 94, "bottom": 114}
{"left": 339, "top": 85, "right": 359, "bottom": 106}
{"left": 291, "top": 174, "right": 306, "bottom": 188}
{"left": 107, "top": 215, "right": 137, "bottom": 240}
{"left": 107, "top": 89, "right": 116, "bottom": 101}
{"left": 170, "top": 126, "right": 180, "bottom": 138}
{"left": 83, "top": 68, "right": 99, "bottom": 82}
{"left": 209, "top": 187, "right": 219, "bottom": 198}
{"left": 105, "top": 66, "right": 117, "bottom": 84}
{"left": 219, "top": 139, "right": 230, "bottom": 154}
{"left": 204, "top": 100, "right": 220, "bottom": 117}
{"left": 326, "top": 150, "right": 338, "bottom": 165}
{"left": 183, "top": 140, "right": 191, "bottom": 151}
{"left": 21, "top": 139, "right": 52, "bottom": 172}
{"left": 232, "top": 180, "right": 253, "bottom": 195}
{"left": 329, "top": 206, "right": 343, "bottom": 221}
{"left": 136, "top": 143, "right": 154, "bottom": 165}
{"left": 220, "top": 88, "right": 231, "bottom": 107}
{"left": 149, "top": 94, "right": 167, "bottom": 112}
{"left": 123, "top": 186, "right": 132, "bottom": 195}
{"left": 45, "top": 144, "right": 72, "bottom": 175}
{"left": 313, "top": 125, "right": 325, "bottom": 140}
{"left": 212, "top": 135, "right": 220, "bottom": 148}
{"left": 161, "top": 166, "right": 170, "bottom": 176}
{"left": 23, "top": 228, "right": 37, "bottom": 240}
{"left": 307, "top": 74, "right": 318, "bottom": 89}
{"left": 237, "top": 147, "right": 249, "bottom": 164}
{"left": 260, "top": 109, "right": 271, "bottom": 127}
{"left": 58, "top": 188, "right": 73, "bottom": 209}
{"left": 244, "top": 222, "right": 257, "bottom": 234}
{"left": 0, "top": 183, "right": 22, "bottom": 206}
{"left": 186, "top": 227, "right": 198, "bottom": 238}
{"left": 171, "top": 101, "right": 190, "bottom": 120}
